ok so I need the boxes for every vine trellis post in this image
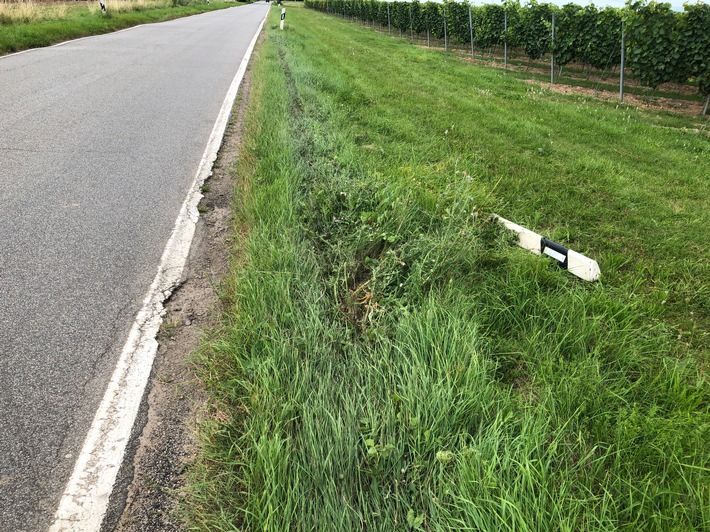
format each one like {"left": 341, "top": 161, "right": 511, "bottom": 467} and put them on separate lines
{"left": 504, "top": 10, "right": 508, "bottom": 70}
{"left": 550, "top": 12, "right": 555, "bottom": 84}
{"left": 444, "top": 11, "right": 448, "bottom": 52}
{"left": 620, "top": 21, "right": 625, "bottom": 102}
{"left": 469, "top": 7, "right": 475, "bottom": 60}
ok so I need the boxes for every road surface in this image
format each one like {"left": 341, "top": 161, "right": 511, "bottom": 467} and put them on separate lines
{"left": 0, "top": 4, "right": 268, "bottom": 530}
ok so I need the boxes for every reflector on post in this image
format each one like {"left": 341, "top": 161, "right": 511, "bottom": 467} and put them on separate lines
{"left": 541, "top": 238, "right": 568, "bottom": 266}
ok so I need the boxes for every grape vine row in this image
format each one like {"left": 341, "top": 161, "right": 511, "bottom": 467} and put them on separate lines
{"left": 304, "top": 0, "right": 710, "bottom": 107}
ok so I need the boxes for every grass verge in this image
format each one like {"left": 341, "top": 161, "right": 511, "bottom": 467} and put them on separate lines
{"left": 188, "top": 4, "right": 709, "bottom": 530}
{"left": 0, "top": 0, "right": 248, "bottom": 56}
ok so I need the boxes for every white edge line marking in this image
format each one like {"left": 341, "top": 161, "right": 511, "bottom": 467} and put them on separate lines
{"left": 493, "top": 215, "right": 601, "bottom": 282}
{"left": 49, "top": 8, "right": 269, "bottom": 532}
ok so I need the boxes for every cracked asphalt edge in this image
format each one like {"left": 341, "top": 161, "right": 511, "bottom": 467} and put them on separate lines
{"left": 109, "top": 36, "right": 261, "bottom": 531}
{"left": 48, "top": 11, "right": 268, "bottom": 531}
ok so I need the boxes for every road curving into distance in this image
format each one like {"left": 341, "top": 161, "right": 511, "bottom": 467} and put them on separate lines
{"left": 0, "top": 3, "right": 268, "bottom": 530}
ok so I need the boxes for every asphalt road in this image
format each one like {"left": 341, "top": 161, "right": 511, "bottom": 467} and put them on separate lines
{"left": 0, "top": 4, "right": 268, "bottom": 530}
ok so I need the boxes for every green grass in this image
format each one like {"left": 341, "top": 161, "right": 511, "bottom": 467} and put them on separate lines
{"left": 187, "top": 4, "right": 709, "bottom": 530}
{"left": 0, "top": 1, "right": 247, "bottom": 56}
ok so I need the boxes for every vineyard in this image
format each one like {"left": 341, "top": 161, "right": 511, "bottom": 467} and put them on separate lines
{"left": 304, "top": 0, "right": 710, "bottom": 114}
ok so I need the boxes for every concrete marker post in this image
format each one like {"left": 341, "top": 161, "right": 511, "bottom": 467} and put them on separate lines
{"left": 494, "top": 215, "right": 601, "bottom": 282}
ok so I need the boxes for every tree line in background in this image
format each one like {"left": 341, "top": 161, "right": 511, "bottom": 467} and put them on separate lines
{"left": 304, "top": 0, "right": 710, "bottom": 108}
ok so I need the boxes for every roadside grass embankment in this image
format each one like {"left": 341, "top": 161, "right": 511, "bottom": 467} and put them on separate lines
{"left": 189, "top": 4, "right": 709, "bottom": 530}
{"left": 0, "top": 0, "right": 247, "bottom": 55}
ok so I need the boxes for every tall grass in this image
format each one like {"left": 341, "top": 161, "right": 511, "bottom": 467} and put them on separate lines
{"left": 188, "top": 5, "right": 709, "bottom": 530}
{"left": 86, "top": 0, "right": 173, "bottom": 15}
{"left": 0, "top": 0, "right": 196, "bottom": 23}
{"left": 0, "top": 0, "right": 241, "bottom": 54}
{"left": 0, "top": 1, "right": 68, "bottom": 24}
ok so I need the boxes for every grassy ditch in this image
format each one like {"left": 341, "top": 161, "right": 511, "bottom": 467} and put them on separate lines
{"left": 0, "top": 0, "right": 248, "bottom": 55}
{"left": 189, "top": 4, "right": 709, "bottom": 530}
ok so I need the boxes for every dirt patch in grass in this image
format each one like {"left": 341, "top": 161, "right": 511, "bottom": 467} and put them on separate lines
{"left": 113, "top": 56, "right": 254, "bottom": 532}
{"left": 408, "top": 40, "right": 706, "bottom": 115}
{"left": 528, "top": 79, "right": 707, "bottom": 116}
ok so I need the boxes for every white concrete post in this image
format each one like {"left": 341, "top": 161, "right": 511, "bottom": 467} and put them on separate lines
{"left": 494, "top": 215, "right": 601, "bottom": 282}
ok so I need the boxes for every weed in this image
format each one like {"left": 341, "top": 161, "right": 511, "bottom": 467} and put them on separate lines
{"left": 159, "top": 313, "right": 181, "bottom": 339}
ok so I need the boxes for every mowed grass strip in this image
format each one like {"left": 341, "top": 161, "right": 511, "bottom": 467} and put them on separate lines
{"left": 188, "top": 4, "right": 709, "bottom": 530}
{"left": 0, "top": 0, "right": 246, "bottom": 55}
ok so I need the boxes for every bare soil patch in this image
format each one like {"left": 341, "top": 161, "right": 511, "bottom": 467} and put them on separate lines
{"left": 526, "top": 79, "right": 706, "bottom": 117}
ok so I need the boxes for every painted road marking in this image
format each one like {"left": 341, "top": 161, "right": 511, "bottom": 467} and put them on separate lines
{"left": 49, "top": 9, "right": 268, "bottom": 531}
